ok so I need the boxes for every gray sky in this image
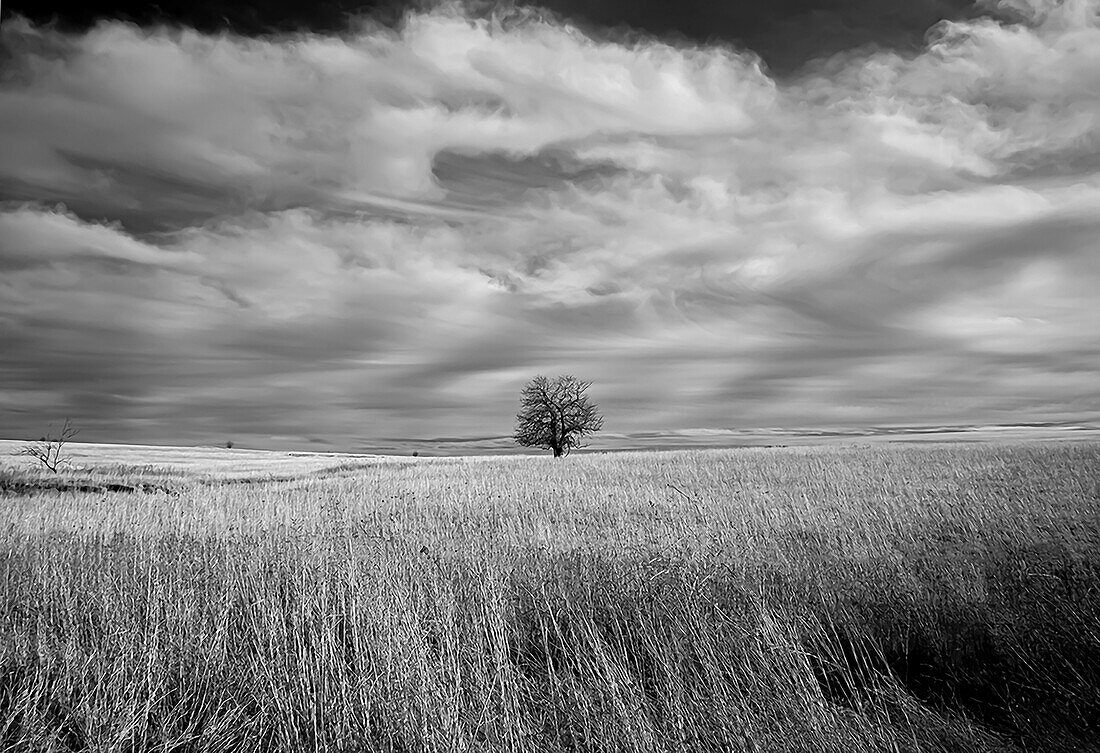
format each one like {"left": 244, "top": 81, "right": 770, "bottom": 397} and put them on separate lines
{"left": 1, "top": 0, "right": 1099, "bottom": 452}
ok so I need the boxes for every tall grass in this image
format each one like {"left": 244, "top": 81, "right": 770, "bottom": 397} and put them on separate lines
{"left": 1, "top": 442, "right": 1098, "bottom": 752}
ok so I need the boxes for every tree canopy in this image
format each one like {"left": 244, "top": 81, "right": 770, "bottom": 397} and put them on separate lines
{"left": 514, "top": 374, "right": 603, "bottom": 457}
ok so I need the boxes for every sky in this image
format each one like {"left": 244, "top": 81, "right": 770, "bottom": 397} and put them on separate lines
{"left": 1, "top": 0, "right": 1099, "bottom": 453}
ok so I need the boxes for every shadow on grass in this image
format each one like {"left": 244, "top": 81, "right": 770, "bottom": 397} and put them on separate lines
{"left": 501, "top": 544, "right": 1099, "bottom": 753}
{"left": 800, "top": 538, "right": 1100, "bottom": 753}
{"left": 0, "top": 662, "right": 87, "bottom": 753}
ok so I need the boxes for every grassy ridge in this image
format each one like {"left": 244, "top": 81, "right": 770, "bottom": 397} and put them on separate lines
{"left": 1, "top": 443, "right": 1098, "bottom": 752}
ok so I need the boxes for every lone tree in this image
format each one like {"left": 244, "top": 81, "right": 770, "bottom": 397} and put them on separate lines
{"left": 20, "top": 418, "right": 78, "bottom": 473}
{"left": 514, "top": 375, "right": 603, "bottom": 457}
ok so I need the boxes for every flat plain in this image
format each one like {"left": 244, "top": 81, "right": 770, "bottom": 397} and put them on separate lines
{"left": 1, "top": 440, "right": 1098, "bottom": 752}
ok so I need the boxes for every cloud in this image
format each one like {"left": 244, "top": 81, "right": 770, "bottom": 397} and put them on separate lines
{"left": 1, "top": 1, "right": 1099, "bottom": 448}
{"left": 0, "top": 205, "right": 201, "bottom": 270}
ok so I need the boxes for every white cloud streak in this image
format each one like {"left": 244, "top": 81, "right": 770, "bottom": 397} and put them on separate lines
{"left": 1, "top": 0, "right": 1099, "bottom": 448}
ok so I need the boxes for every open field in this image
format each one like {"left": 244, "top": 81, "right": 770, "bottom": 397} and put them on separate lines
{"left": 0, "top": 440, "right": 397, "bottom": 481}
{"left": 1, "top": 442, "right": 1099, "bottom": 752}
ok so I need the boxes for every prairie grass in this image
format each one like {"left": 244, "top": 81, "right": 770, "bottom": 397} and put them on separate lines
{"left": 1, "top": 442, "right": 1098, "bottom": 752}
{"left": 0, "top": 439, "right": 396, "bottom": 482}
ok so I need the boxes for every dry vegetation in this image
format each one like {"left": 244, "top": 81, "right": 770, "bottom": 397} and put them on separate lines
{"left": 1, "top": 442, "right": 1098, "bottom": 752}
{"left": 0, "top": 440, "right": 392, "bottom": 481}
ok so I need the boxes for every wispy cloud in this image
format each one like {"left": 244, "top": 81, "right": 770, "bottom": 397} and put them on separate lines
{"left": 1, "top": 0, "right": 1098, "bottom": 449}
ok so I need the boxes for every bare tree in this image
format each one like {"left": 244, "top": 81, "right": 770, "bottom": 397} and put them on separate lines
{"left": 20, "top": 418, "right": 79, "bottom": 473}
{"left": 514, "top": 375, "right": 603, "bottom": 457}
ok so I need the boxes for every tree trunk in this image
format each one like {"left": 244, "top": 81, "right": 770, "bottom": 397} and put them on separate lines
{"left": 552, "top": 445, "right": 563, "bottom": 458}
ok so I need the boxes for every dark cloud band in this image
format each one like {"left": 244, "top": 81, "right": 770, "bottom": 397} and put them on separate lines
{"left": 3, "top": 0, "right": 977, "bottom": 73}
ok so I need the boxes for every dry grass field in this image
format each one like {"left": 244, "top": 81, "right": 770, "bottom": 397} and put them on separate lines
{"left": 1, "top": 441, "right": 1098, "bottom": 752}
{"left": 0, "top": 440, "right": 394, "bottom": 481}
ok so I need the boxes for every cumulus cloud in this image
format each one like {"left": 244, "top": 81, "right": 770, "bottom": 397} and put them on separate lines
{"left": 1, "top": 0, "right": 1098, "bottom": 449}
